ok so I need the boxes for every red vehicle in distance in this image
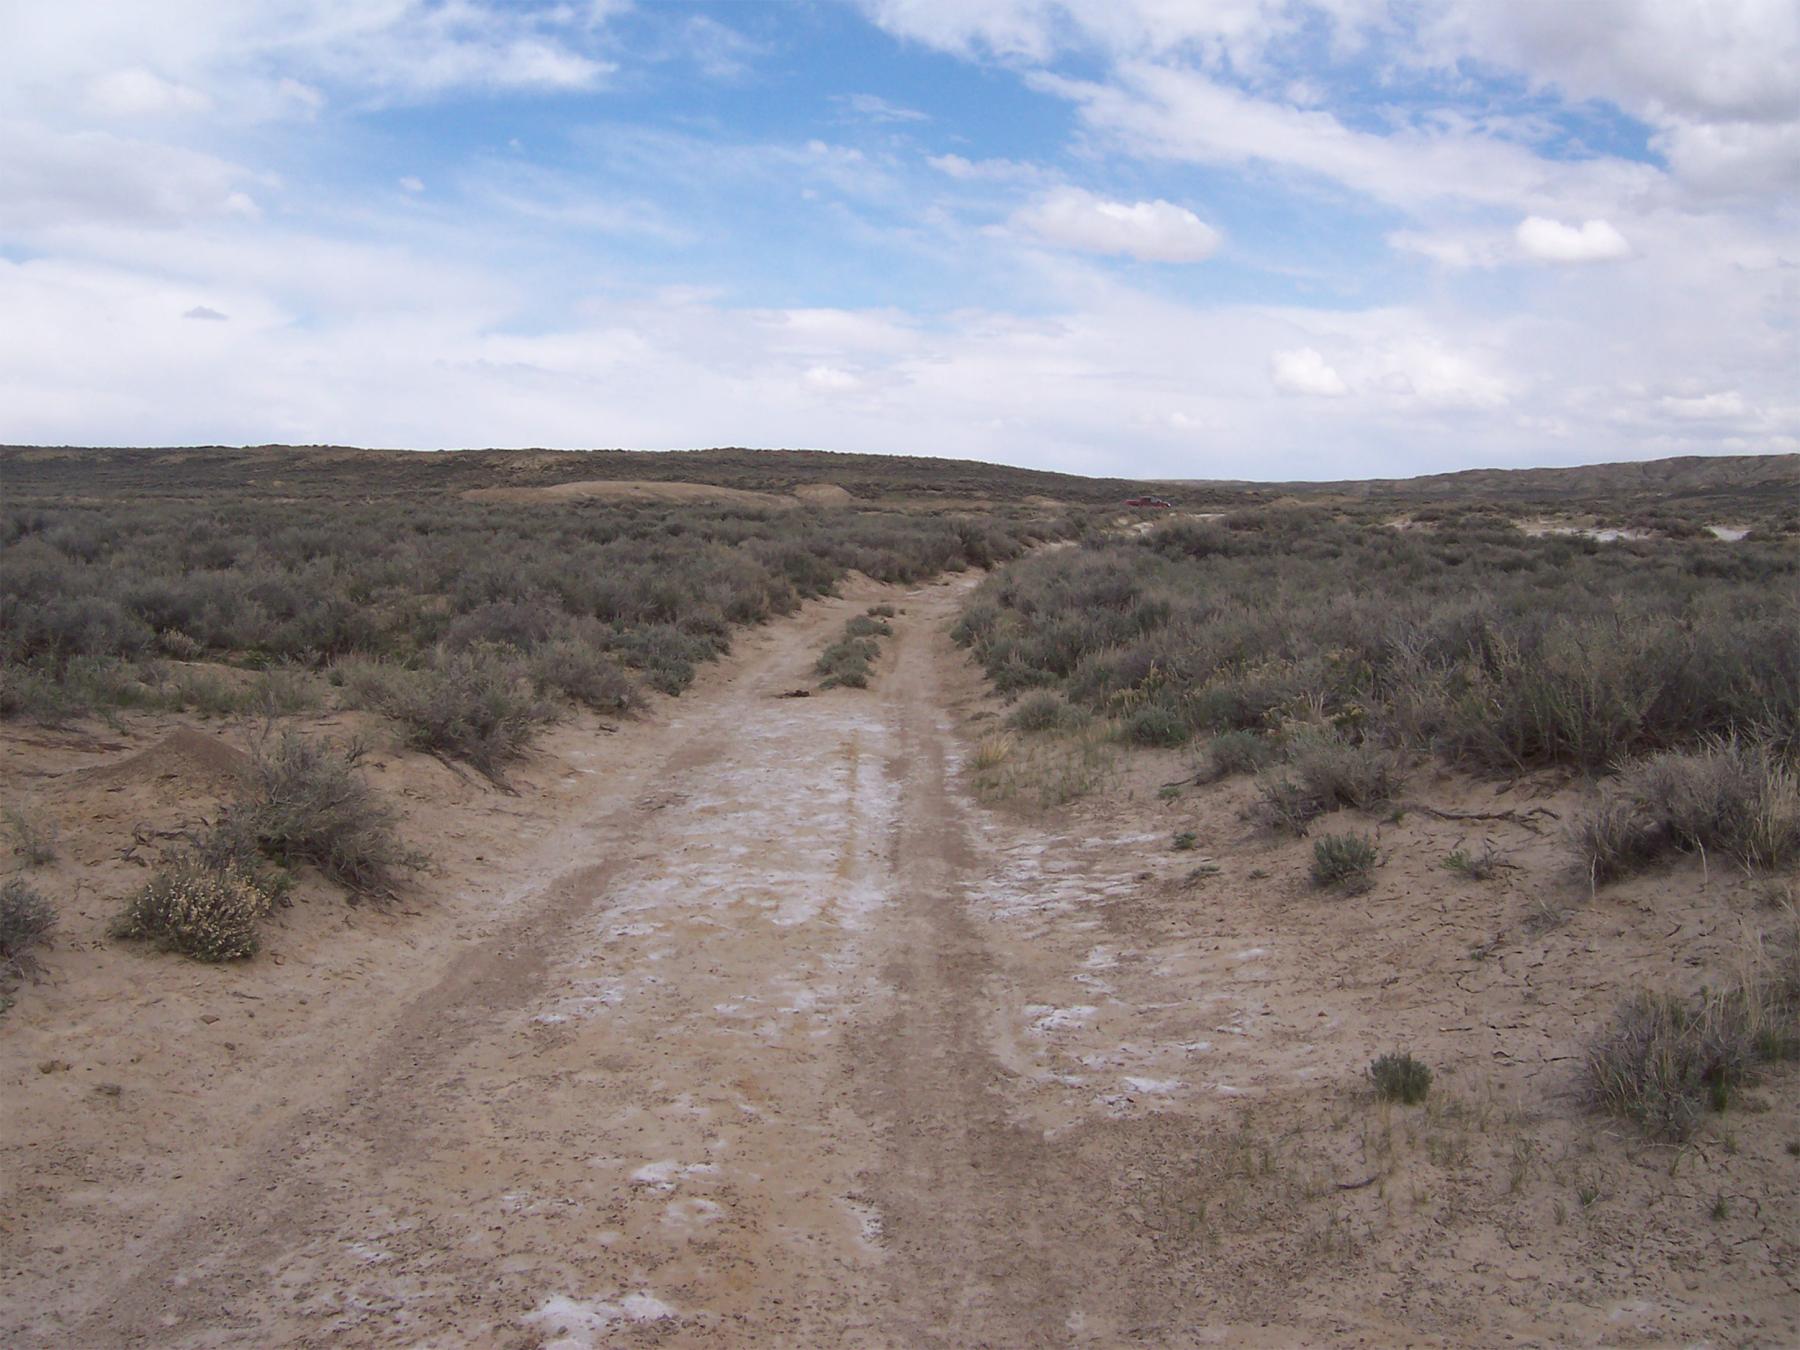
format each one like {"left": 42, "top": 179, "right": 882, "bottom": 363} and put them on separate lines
{"left": 1122, "top": 496, "right": 1173, "bottom": 509}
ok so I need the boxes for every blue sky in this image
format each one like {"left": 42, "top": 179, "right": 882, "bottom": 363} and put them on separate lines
{"left": 1, "top": 1, "right": 1795, "bottom": 479}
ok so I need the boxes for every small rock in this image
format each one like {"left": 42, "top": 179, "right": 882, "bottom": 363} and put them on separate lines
{"left": 200, "top": 1014, "right": 220, "bottom": 1025}
{"left": 95, "top": 1082, "right": 122, "bottom": 1097}
{"left": 37, "top": 1059, "right": 70, "bottom": 1074}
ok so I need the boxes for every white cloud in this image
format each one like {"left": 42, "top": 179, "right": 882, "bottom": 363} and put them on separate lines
{"left": 1040, "top": 63, "right": 1658, "bottom": 218}
{"left": 0, "top": 123, "right": 264, "bottom": 231}
{"left": 183, "top": 305, "right": 229, "bottom": 321}
{"left": 1653, "top": 118, "right": 1800, "bottom": 197}
{"left": 1660, "top": 390, "right": 1747, "bottom": 420}
{"left": 1, "top": 2, "right": 625, "bottom": 121}
{"left": 803, "top": 364, "right": 862, "bottom": 391}
{"left": 1012, "top": 187, "right": 1220, "bottom": 261}
{"left": 857, "top": 0, "right": 1380, "bottom": 69}
{"left": 839, "top": 93, "right": 930, "bottom": 123}
{"left": 1386, "top": 228, "right": 1509, "bottom": 270}
{"left": 1515, "top": 216, "right": 1632, "bottom": 264}
{"left": 928, "top": 153, "right": 1042, "bottom": 182}
{"left": 1421, "top": 2, "right": 1800, "bottom": 127}
{"left": 1271, "top": 346, "right": 1347, "bottom": 396}
{"left": 398, "top": 175, "right": 426, "bottom": 193}
{"left": 87, "top": 69, "right": 212, "bottom": 118}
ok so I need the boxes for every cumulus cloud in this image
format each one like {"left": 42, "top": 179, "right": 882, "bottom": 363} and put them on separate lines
{"left": 1515, "top": 216, "right": 1632, "bottom": 263}
{"left": 1271, "top": 347, "right": 1347, "bottom": 397}
{"left": 1012, "top": 187, "right": 1220, "bottom": 261}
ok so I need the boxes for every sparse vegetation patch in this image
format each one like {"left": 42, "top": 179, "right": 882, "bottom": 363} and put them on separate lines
{"left": 1370, "top": 1052, "right": 1432, "bottom": 1104}
{"left": 1311, "top": 832, "right": 1380, "bottom": 892}
{"left": 1, "top": 878, "right": 56, "bottom": 985}
{"left": 112, "top": 856, "right": 272, "bottom": 963}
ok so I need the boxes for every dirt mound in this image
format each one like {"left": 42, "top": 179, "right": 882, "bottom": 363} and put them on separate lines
{"left": 463, "top": 480, "right": 795, "bottom": 508}
{"left": 793, "top": 483, "right": 854, "bottom": 506}
{"left": 73, "top": 726, "right": 251, "bottom": 791}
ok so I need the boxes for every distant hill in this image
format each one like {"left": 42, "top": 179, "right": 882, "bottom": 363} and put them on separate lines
{"left": 0, "top": 444, "right": 1257, "bottom": 509}
{"left": 1234, "top": 454, "right": 1799, "bottom": 507}
{"left": 3, "top": 445, "right": 1792, "bottom": 515}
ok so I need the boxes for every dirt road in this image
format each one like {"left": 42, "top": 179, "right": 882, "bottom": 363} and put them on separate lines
{"left": 0, "top": 578, "right": 1146, "bottom": 1345}
{"left": 7, "top": 574, "right": 1796, "bottom": 1347}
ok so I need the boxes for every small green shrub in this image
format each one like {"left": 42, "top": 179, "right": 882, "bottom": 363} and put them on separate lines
{"left": 357, "top": 648, "right": 555, "bottom": 783}
{"left": 1289, "top": 735, "right": 1406, "bottom": 811}
{"left": 1199, "top": 729, "right": 1278, "bottom": 780}
{"left": 1311, "top": 832, "right": 1379, "bottom": 890}
{"left": 225, "top": 732, "right": 420, "bottom": 895}
{"left": 1122, "top": 700, "right": 1193, "bottom": 748}
{"left": 113, "top": 857, "right": 271, "bottom": 962}
{"left": 3, "top": 805, "right": 59, "bottom": 865}
{"left": 1444, "top": 841, "right": 1504, "bottom": 880}
{"left": 1, "top": 878, "right": 56, "bottom": 980}
{"left": 528, "top": 640, "right": 641, "bottom": 713}
{"left": 1586, "top": 922, "right": 1799, "bottom": 1138}
{"left": 1253, "top": 775, "right": 1326, "bottom": 836}
{"left": 1009, "top": 691, "right": 1068, "bottom": 733}
{"left": 843, "top": 614, "right": 893, "bottom": 639}
{"left": 866, "top": 604, "right": 897, "bottom": 618}
{"left": 1370, "top": 1052, "right": 1432, "bottom": 1104}
{"left": 817, "top": 636, "right": 878, "bottom": 689}
{"left": 1172, "top": 830, "right": 1198, "bottom": 851}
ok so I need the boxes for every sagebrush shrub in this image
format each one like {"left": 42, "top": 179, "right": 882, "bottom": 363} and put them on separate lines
{"left": 843, "top": 614, "right": 893, "bottom": 639}
{"left": 1007, "top": 691, "right": 1064, "bottom": 733}
{"left": 0, "top": 878, "right": 55, "bottom": 978}
{"left": 1289, "top": 735, "right": 1406, "bottom": 810}
{"left": 1122, "top": 699, "right": 1193, "bottom": 747}
{"left": 113, "top": 858, "right": 271, "bottom": 962}
{"left": 1253, "top": 774, "right": 1326, "bottom": 836}
{"left": 817, "top": 636, "right": 878, "bottom": 689}
{"left": 1586, "top": 921, "right": 1799, "bottom": 1138}
{"left": 226, "top": 732, "right": 419, "bottom": 895}
{"left": 1312, "top": 832, "right": 1379, "bottom": 890}
{"left": 1370, "top": 1052, "right": 1431, "bottom": 1104}
{"left": 1570, "top": 737, "right": 1799, "bottom": 884}
{"left": 357, "top": 647, "right": 555, "bottom": 782}
{"left": 528, "top": 640, "right": 641, "bottom": 713}
{"left": 1199, "top": 729, "right": 1279, "bottom": 780}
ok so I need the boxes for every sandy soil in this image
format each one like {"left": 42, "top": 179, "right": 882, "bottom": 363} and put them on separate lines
{"left": 2, "top": 579, "right": 1795, "bottom": 1346}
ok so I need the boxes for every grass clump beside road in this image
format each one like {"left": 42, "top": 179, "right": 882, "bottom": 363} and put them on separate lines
{"left": 1, "top": 878, "right": 56, "bottom": 985}
{"left": 817, "top": 608, "right": 895, "bottom": 689}
{"left": 113, "top": 857, "right": 272, "bottom": 962}
{"left": 1585, "top": 919, "right": 1800, "bottom": 1139}
{"left": 222, "top": 731, "right": 422, "bottom": 896}
{"left": 1312, "top": 832, "right": 1380, "bottom": 892}
{"left": 1370, "top": 1052, "right": 1432, "bottom": 1104}
{"left": 112, "top": 731, "right": 421, "bottom": 962}
{"left": 1568, "top": 738, "right": 1800, "bottom": 885}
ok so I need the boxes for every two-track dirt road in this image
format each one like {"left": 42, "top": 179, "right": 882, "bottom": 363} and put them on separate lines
{"left": 3, "top": 577, "right": 1176, "bottom": 1346}
{"left": 11, "top": 571, "right": 1796, "bottom": 1348}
